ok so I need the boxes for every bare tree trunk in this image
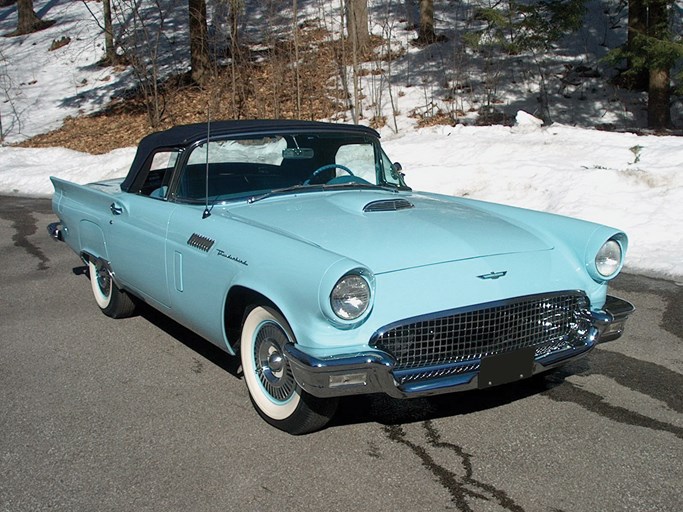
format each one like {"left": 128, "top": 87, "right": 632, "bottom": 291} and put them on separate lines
{"left": 648, "top": 67, "right": 671, "bottom": 129}
{"left": 9, "top": 0, "right": 53, "bottom": 36}
{"left": 293, "top": 0, "right": 301, "bottom": 117}
{"left": 229, "top": 0, "right": 241, "bottom": 52}
{"left": 123, "top": 0, "right": 167, "bottom": 127}
{"left": 346, "top": 0, "right": 369, "bottom": 55}
{"left": 78, "top": 0, "right": 118, "bottom": 65}
{"left": 102, "top": 0, "right": 117, "bottom": 64}
{"left": 417, "top": 0, "right": 436, "bottom": 45}
{"left": 229, "top": 0, "right": 241, "bottom": 116}
{"left": 189, "top": 0, "right": 210, "bottom": 85}
{"left": 336, "top": 0, "right": 355, "bottom": 123}
{"left": 350, "top": 3, "right": 361, "bottom": 122}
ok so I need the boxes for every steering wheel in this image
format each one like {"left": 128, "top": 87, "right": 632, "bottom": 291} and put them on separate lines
{"left": 304, "top": 164, "right": 354, "bottom": 185}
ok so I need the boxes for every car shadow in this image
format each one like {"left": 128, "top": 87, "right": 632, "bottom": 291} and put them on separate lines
{"left": 74, "top": 263, "right": 242, "bottom": 379}
{"left": 328, "top": 366, "right": 579, "bottom": 430}
{"left": 136, "top": 301, "right": 242, "bottom": 378}
{"left": 72, "top": 265, "right": 88, "bottom": 276}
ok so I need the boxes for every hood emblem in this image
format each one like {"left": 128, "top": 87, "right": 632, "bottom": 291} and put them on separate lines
{"left": 477, "top": 271, "right": 508, "bottom": 280}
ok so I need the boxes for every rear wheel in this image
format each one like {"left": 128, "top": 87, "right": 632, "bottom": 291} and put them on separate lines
{"left": 87, "top": 259, "right": 135, "bottom": 318}
{"left": 240, "top": 306, "right": 337, "bottom": 434}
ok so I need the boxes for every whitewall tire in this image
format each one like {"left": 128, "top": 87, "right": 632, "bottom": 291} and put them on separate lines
{"left": 87, "top": 259, "right": 135, "bottom": 318}
{"left": 240, "top": 306, "right": 338, "bottom": 434}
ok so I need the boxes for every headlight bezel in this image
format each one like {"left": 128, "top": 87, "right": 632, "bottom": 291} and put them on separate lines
{"left": 587, "top": 235, "right": 626, "bottom": 282}
{"left": 595, "top": 239, "right": 622, "bottom": 278}
{"left": 318, "top": 265, "right": 375, "bottom": 328}
{"left": 330, "top": 272, "right": 372, "bottom": 321}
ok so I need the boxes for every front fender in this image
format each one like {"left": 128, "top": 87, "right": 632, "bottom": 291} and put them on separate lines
{"left": 226, "top": 251, "right": 366, "bottom": 350}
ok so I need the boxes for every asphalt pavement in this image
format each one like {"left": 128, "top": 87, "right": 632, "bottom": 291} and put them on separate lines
{"left": 1, "top": 195, "right": 681, "bottom": 512}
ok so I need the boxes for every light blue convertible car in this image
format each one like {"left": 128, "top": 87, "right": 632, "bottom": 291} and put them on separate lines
{"left": 49, "top": 120, "right": 634, "bottom": 434}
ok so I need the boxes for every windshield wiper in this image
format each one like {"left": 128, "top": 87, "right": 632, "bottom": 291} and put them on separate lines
{"left": 248, "top": 184, "right": 321, "bottom": 203}
{"left": 248, "top": 182, "right": 398, "bottom": 204}
{"left": 333, "top": 182, "right": 400, "bottom": 193}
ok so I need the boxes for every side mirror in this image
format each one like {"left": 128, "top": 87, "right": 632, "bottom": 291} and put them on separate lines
{"left": 391, "top": 162, "right": 404, "bottom": 179}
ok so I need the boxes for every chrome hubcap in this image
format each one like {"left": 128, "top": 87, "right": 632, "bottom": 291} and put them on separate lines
{"left": 254, "top": 322, "right": 296, "bottom": 402}
{"left": 96, "top": 264, "right": 111, "bottom": 296}
{"left": 267, "top": 352, "right": 284, "bottom": 372}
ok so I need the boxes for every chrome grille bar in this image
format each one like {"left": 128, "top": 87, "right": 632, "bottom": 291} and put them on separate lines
{"left": 371, "top": 292, "right": 591, "bottom": 375}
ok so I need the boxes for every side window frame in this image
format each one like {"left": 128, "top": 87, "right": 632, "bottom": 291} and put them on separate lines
{"left": 168, "top": 141, "right": 209, "bottom": 203}
{"left": 138, "top": 149, "right": 182, "bottom": 199}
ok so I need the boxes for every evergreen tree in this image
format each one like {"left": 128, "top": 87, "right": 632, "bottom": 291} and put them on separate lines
{"left": 609, "top": 0, "right": 681, "bottom": 129}
{"left": 465, "top": 0, "right": 586, "bottom": 55}
{"left": 463, "top": 0, "right": 586, "bottom": 123}
{"left": 646, "top": 0, "right": 672, "bottom": 128}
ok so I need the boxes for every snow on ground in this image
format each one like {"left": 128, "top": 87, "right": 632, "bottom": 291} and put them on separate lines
{"left": 0, "top": 1, "right": 681, "bottom": 282}
{"left": 0, "top": 1, "right": 124, "bottom": 140}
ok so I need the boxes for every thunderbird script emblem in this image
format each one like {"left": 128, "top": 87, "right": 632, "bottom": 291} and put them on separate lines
{"left": 477, "top": 271, "right": 508, "bottom": 280}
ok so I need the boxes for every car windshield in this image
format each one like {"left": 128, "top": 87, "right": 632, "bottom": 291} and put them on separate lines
{"left": 172, "top": 131, "right": 408, "bottom": 203}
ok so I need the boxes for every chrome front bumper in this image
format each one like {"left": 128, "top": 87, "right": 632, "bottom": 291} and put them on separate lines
{"left": 284, "top": 295, "right": 635, "bottom": 399}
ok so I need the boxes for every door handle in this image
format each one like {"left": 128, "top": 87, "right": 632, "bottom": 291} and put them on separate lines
{"left": 110, "top": 203, "right": 123, "bottom": 215}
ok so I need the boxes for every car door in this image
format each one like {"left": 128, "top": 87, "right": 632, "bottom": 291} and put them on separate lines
{"left": 106, "top": 194, "right": 177, "bottom": 308}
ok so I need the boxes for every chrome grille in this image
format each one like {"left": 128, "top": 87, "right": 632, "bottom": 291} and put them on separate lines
{"left": 371, "top": 292, "right": 591, "bottom": 380}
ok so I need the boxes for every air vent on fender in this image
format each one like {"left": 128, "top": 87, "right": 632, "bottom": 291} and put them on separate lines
{"left": 363, "top": 199, "right": 414, "bottom": 212}
{"left": 187, "top": 233, "right": 215, "bottom": 252}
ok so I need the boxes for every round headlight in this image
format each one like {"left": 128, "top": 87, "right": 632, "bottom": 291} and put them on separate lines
{"left": 331, "top": 274, "right": 370, "bottom": 320}
{"left": 595, "top": 239, "right": 622, "bottom": 277}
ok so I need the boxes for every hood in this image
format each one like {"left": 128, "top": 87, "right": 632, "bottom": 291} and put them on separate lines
{"left": 224, "top": 190, "right": 553, "bottom": 273}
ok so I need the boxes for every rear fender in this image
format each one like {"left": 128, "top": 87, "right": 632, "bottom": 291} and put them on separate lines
{"left": 78, "top": 220, "right": 108, "bottom": 262}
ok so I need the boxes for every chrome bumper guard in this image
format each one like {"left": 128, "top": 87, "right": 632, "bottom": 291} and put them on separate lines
{"left": 591, "top": 295, "right": 636, "bottom": 343}
{"left": 284, "top": 294, "right": 635, "bottom": 399}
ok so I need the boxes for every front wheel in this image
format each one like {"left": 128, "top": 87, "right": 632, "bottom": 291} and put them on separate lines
{"left": 240, "top": 306, "right": 338, "bottom": 434}
{"left": 87, "top": 259, "right": 136, "bottom": 318}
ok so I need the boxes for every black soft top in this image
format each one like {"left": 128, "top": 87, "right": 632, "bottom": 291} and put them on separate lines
{"left": 121, "top": 119, "right": 380, "bottom": 192}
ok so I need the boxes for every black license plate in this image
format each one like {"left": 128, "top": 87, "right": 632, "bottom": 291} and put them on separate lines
{"left": 478, "top": 347, "right": 536, "bottom": 389}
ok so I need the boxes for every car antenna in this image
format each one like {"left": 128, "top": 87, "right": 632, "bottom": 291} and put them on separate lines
{"left": 202, "top": 105, "right": 212, "bottom": 219}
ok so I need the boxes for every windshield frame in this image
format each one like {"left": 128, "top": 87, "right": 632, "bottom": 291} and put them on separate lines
{"left": 166, "top": 130, "right": 410, "bottom": 205}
